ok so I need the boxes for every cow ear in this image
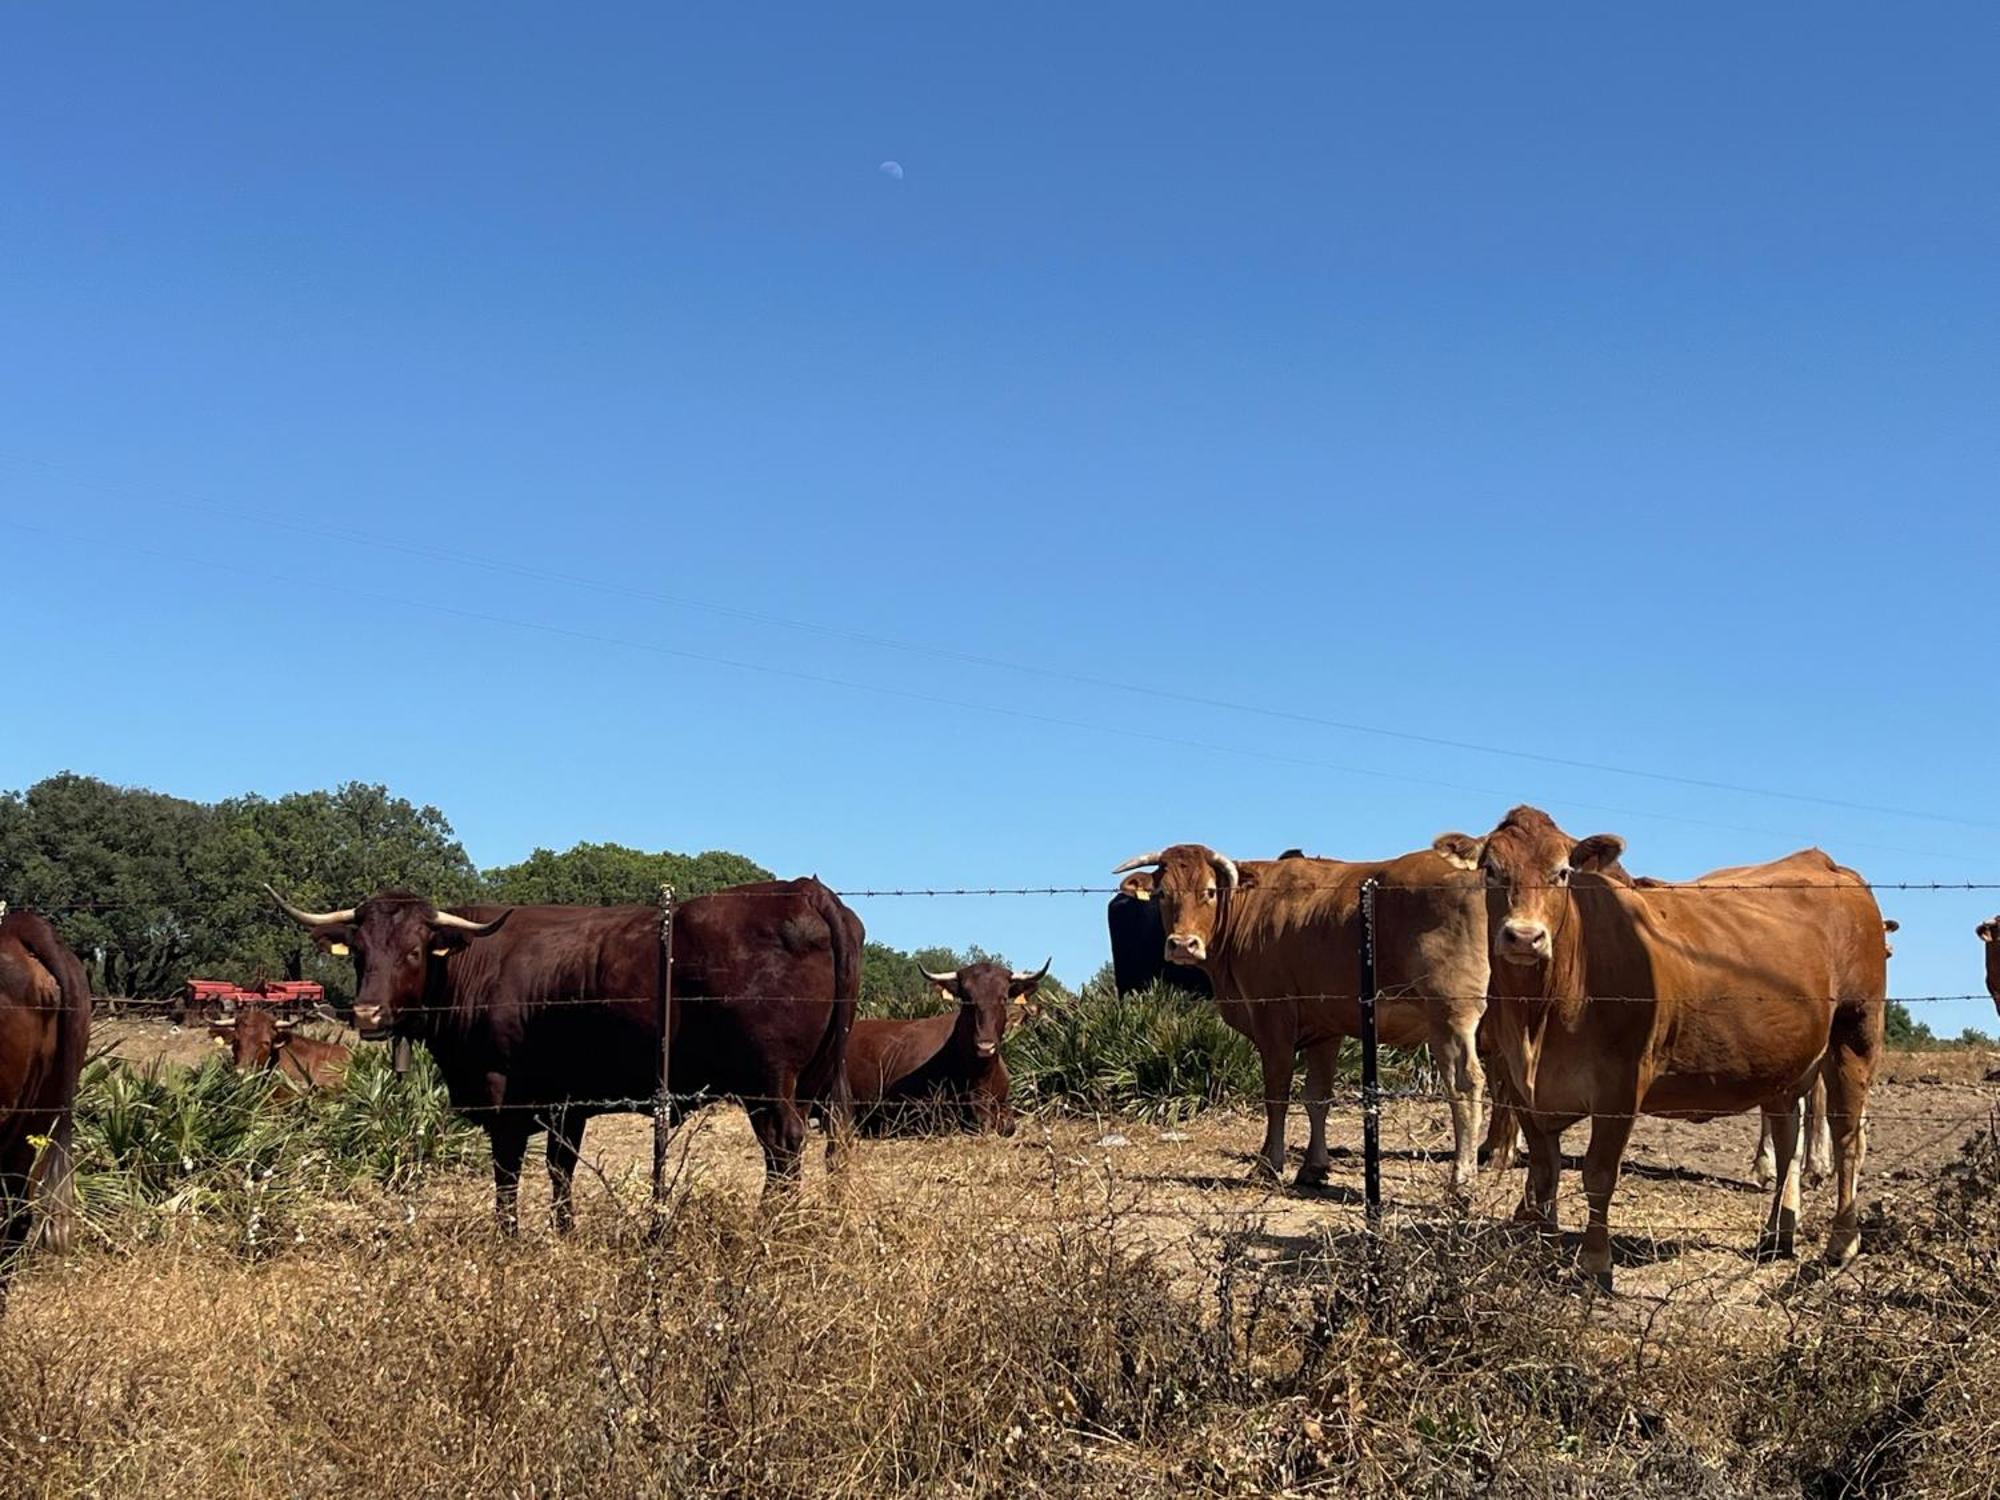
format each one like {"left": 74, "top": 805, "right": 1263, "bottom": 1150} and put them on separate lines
{"left": 309, "top": 925, "right": 355, "bottom": 957}
{"left": 1978, "top": 920, "right": 1998, "bottom": 943}
{"left": 1432, "top": 833, "right": 1483, "bottom": 870}
{"left": 1570, "top": 834, "right": 1627, "bottom": 873}
{"left": 1118, "top": 871, "right": 1156, "bottom": 901}
{"left": 1232, "top": 864, "right": 1260, "bottom": 891}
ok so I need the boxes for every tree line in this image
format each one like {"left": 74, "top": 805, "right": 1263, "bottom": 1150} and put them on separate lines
{"left": 0, "top": 772, "right": 1040, "bottom": 1009}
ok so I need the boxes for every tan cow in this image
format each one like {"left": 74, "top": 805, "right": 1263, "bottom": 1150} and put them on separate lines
{"left": 1112, "top": 845, "right": 1490, "bottom": 1187}
{"left": 1979, "top": 918, "right": 1999, "bottom": 1018}
{"left": 209, "top": 1006, "right": 351, "bottom": 1090}
{"left": 1438, "top": 806, "right": 1884, "bottom": 1287}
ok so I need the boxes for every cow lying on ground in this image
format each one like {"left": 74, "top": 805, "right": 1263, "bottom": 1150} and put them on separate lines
{"left": 1443, "top": 806, "right": 1883, "bottom": 1287}
{"left": 1112, "top": 844, "right": 1490, "bottom": 1188}
{"left": 842, "top": 960, "right": 1047, "bottom": 1136}
{"left": 0, "top": 907, "right": 91, "bottom": 1302}
{"left": 209, "top": 1006, "right": 351, "bottom": 1089}
{"left": 271, "top": 878, "right": 859, "bottom": 1231}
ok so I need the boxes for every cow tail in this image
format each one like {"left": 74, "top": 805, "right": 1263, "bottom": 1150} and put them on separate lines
{"left": 799, "top": 881, "right": 859, "bottom": 1131}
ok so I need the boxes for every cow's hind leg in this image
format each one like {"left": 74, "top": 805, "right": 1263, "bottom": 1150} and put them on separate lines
{"left": 1752, "top": 1115, "right": 1777, "bottom": 1189}
{"left": 1821, "top": 1003, "right": 1881, "bottom": 1267}
{"left": 546, "top": 1108, "right": 584, "bottom": 1234}
{"left": 1428, "top": 1016, "right": 1486, "bottom": 1192}
{"left": 488, "top": 1119, "right": 531, "bottom": 1235}
{"left": 1755, "top": 1098, "right": 1803, "bottom": 1260}
{"left": 1296, "top": 1038, "right": 1341, "bottom": 1187}
{"left": 749, "top": 1078, "right": 808, "bottom": 1194}
{"left": 1578, "top": 1112, "right": 1636, "bottom": 1291}
{"left": 1803, "top": 1074, "right": 1831, "bottom": 1187}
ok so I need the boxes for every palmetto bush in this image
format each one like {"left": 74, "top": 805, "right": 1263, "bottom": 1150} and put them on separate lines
{"left": 68, "top": 1044, "right": 481, "bottom": 1246}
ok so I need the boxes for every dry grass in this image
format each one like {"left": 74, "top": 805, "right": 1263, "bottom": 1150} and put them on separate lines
{"left": 1, "top": 1118, "right": 1996, "bottom": 1499}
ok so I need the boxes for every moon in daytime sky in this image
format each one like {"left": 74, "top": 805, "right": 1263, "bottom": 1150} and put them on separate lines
{"left": 879, "top": 160, "right": 904, "bottom": 180}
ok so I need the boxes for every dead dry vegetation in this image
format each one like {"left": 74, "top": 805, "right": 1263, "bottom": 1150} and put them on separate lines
{"left": 0, "top": 1115, "right": 1995, "bottom": 1500}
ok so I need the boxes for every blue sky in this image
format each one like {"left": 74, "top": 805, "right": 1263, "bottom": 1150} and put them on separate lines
{"left": 4, "top": 5, "right": 1996, "bottom": 1033}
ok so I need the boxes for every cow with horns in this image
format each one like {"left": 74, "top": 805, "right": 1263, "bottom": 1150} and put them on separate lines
{"left": 269, "top": 878, "right": 860, "bottom": 1231}
{"left": 209, "top": 1005, "right": 351, "bottom": 1090}
{"left": 839, "top": 959, "right": 1049, "bottom": 1135}
{"left": 1111, "top": 844, "right": 1491, "bottom": 1188}
{"left": 1441, "top": 805, "right": 1884, "bottom": 1287}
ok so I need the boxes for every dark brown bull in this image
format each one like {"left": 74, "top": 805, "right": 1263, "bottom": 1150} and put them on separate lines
{"left": 1443, "top": 806, "right": 1884, "bottom": 1287}
{"left": 842, "top": 960, "right": 1047, "bottom": 1136}
{"left": 0, "top": 908, "right": 91, "bottom": 1300}
{"left": 209, "top": 1006, "right": 351, "bottom": 1089}
{"left": 271, "top": 877, "right": 859, "bottom": 1230}
{"left": 1112, "top": 845, "right": 1490, "bottom": 1187}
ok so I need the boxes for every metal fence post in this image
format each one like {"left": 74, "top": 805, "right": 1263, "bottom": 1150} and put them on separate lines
{"left": 652, "top": 882, "right": 676, "bottom": 1220}
{"left": 1358, "top": 877, "right": 1383, "bottom": 1232}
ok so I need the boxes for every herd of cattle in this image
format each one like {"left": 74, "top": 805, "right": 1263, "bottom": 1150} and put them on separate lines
{"left": 4, "top": 803, "right": 2000, "bottom": 1296}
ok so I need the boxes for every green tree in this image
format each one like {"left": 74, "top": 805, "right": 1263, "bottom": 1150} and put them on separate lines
{"left": 481, "top": 842, "right": 773, "bottom": 905}
{"left": 1884, "top": 1001, "right": 1937, "bottom": 1049}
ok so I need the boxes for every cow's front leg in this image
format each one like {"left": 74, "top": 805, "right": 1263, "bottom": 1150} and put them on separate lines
{"left": 1754, "top": 1097, "right": 1803, "bottom": 1261}
{"left": 1296, "top": 1038, "right": 1341, "bottom": 1187}
{"left": 488, "top": 1118, "right": 531, "bottom": 1235}
{"left": 1254, "top": 1042, "right": 1294, "bottom": 1183}
{"left": 1578, "top": 1111, "right": 1636, "bottom": 1291}
{"left": 545, "top": 1107, "right": 584, "bottom": 1234}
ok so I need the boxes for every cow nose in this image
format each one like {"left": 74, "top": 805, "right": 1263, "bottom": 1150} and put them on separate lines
{"left": 353, "top": 1004, "right": 385, "bottom": 1031}
{"left": 1498, "top": 921, "right": 1550, "bottom": 962}
{"left": 976, "top": 1041, "right": 997, "bottom": 1057}
{"left": 1165, "top": 934, "right": 1206, "bottom": 963}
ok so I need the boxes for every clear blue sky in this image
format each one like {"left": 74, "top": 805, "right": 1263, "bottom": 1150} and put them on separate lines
{"left": 5, "top": 5, "right": 1996, "bottom": 1033}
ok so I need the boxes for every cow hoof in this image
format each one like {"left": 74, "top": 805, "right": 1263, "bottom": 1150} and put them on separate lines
{"left": 1822, "top": 1229, "right": 1861, "bottom": 1267}
{"left": 1753, "top": 1234, "right": 1797, "bottom": 1263}
{"left": 1588, "top": 1267, "right": 1614, "bottom": 1293}
{"left": 1294, "top": 1161, "right": 1330, "bottom": 1189}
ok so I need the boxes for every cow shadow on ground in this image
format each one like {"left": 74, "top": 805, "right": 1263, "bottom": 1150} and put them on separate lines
{"left": 1202, "top": 1217, "right": 1705, "bottom": 1290}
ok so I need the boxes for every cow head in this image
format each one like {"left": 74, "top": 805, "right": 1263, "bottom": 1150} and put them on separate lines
{"left": 1979, "top": 918, "right": 2000, "bottom": 1015}
{"left": 922, "top": 959, "right": 1050, "bottom": 1058}
{"left": 268, "top": 885, "right": 508, "bottom": 1040}
{"left": 1435, "top": 806, "right": 1625, "bottom": 969}
{"left": 1111, "top": 844, "right": 1256, "bottom": 967}
{"left": 209, "top": 1005, "right": 283, "bottom": 1071}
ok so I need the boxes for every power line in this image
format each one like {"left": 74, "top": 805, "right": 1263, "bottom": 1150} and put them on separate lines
{"left": 3, "top": 516, "right": 1982, "bottom": 865}
{"left": 3, "top": 449, "right": 1992, "bottom": 834}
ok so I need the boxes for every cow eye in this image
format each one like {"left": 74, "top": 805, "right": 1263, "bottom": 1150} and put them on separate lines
{"left": 1551, "top": 866, "right": 1572, "bottom": 887}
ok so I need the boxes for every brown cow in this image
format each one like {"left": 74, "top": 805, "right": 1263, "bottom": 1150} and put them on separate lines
{"left": 271, "top": 877, "right": 859, "bottom": 1231}
{"left": 1112, "top": 845, "right": 1490, "bottom": 1187}
{"left": 843, "top": 960, "right": 1047, "bottom": 1136}
{"left": 209, "top": 1006, "right": 351, "bottom": 1089}
{"left": 1441, "top": 806, "right": 1884, "bottom": 1287}
{"left": 0, "top": 907, "right": 92, "bottom": 1300}
{"left": 1979, "top": 918, "right": 2000, "bottom": 1018}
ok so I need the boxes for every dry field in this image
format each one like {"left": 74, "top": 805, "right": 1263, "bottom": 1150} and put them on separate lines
{"left": 5, "top": 1024, "right": 1996, "bottom": 1497}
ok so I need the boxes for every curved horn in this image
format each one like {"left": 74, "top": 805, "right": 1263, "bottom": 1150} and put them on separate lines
{"left": 1012, "top": 958, "right": 1052, "bottom": 986}
{"left": 265, "top": 885, "right": 356, "bottom": 928}
{"left": 1111, "top": 851, "right": 1166, "bottom": 874}
{"left": 1210, "top": 853, "right": 1240, "bottom": 889}
{"left": 920, "top": 967, "right": 958, "bottom": 985}
{"left": 431, "top": 909, "right": 508, "bottom": 937}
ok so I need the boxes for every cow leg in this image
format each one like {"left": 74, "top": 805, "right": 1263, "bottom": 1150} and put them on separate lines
{"left": 488, "top": 1120, "right": 531, "bottom": 1235}
{"left": 1754, "top": 1098, "right": 1803, "bottom": 1260}
{"left": 1253, "top": 1033, "right": 1295, "bottom": 1183}
{"left": 1820, "top": 1010, "right": 1879, "bottom": 1267}
{"left": 1751, "top": 1115, "right": 1777, "bottom": 1189}
{"left": 749, "top": 1086, "right": 808, "bottom": 1193}
{"left": 1296, "top": 1038, "right": 1341, "bottom": 1187}
{"left": 31, "top": 1112, "right": 76, "bottom": 1257}
{"left": 1802, "top": 1074, "right": 1832, "bottom": 1187}
{"left": 1513, "top": 1117, "right": 1562, "bottom": 1235}
{"left": 1427, "top": 1018, "right": 1485, "bottom": 1191}
{"left": 1577, "top": 1112, "right": 1635, "bottom": 1291}
{"left": 545, "top": 1108, "right": 584, "bottom": 1235}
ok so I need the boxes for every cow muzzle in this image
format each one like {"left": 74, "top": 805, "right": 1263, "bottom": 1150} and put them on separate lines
{"left": 352, "top": 1004, "right": 391, "bottom": 1039}
{"left": 1165, "top": 933, "right": 1207, "bottom": 964}
{"left": 976, "top": 1041, "right": 998, "bottom": 1058}
{"left": 1496, "top": 921, "right": 1551, "bottom": 966}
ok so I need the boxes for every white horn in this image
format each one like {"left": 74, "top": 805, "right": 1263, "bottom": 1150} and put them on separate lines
{"left": 266, "top": 885, "right": 356, "bottom": 927}
{"left": 431, "top": 909, "right": 507, "bottom": 936}
{"left": 1111, "top": 852, "right": 1166, "bottom": 874}
{"left": 1211, "top": 853, "right": 1240, "bottom": 889}
{"left": 920, "top": 968, "right": 958, "bottom": 985}
{"left": 1012, "top": 958, "right": 1052, "bottom": 986}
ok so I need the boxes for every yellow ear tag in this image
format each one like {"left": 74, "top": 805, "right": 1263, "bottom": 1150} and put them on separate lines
{"left": 328, "top": 942, "right": 350, "bottom": 956}
{"left": 1131, "top": 888, "right": 1151, "bottom": 902}
{"left": 430, "top": 946, "right": 452, "bottom": 958}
